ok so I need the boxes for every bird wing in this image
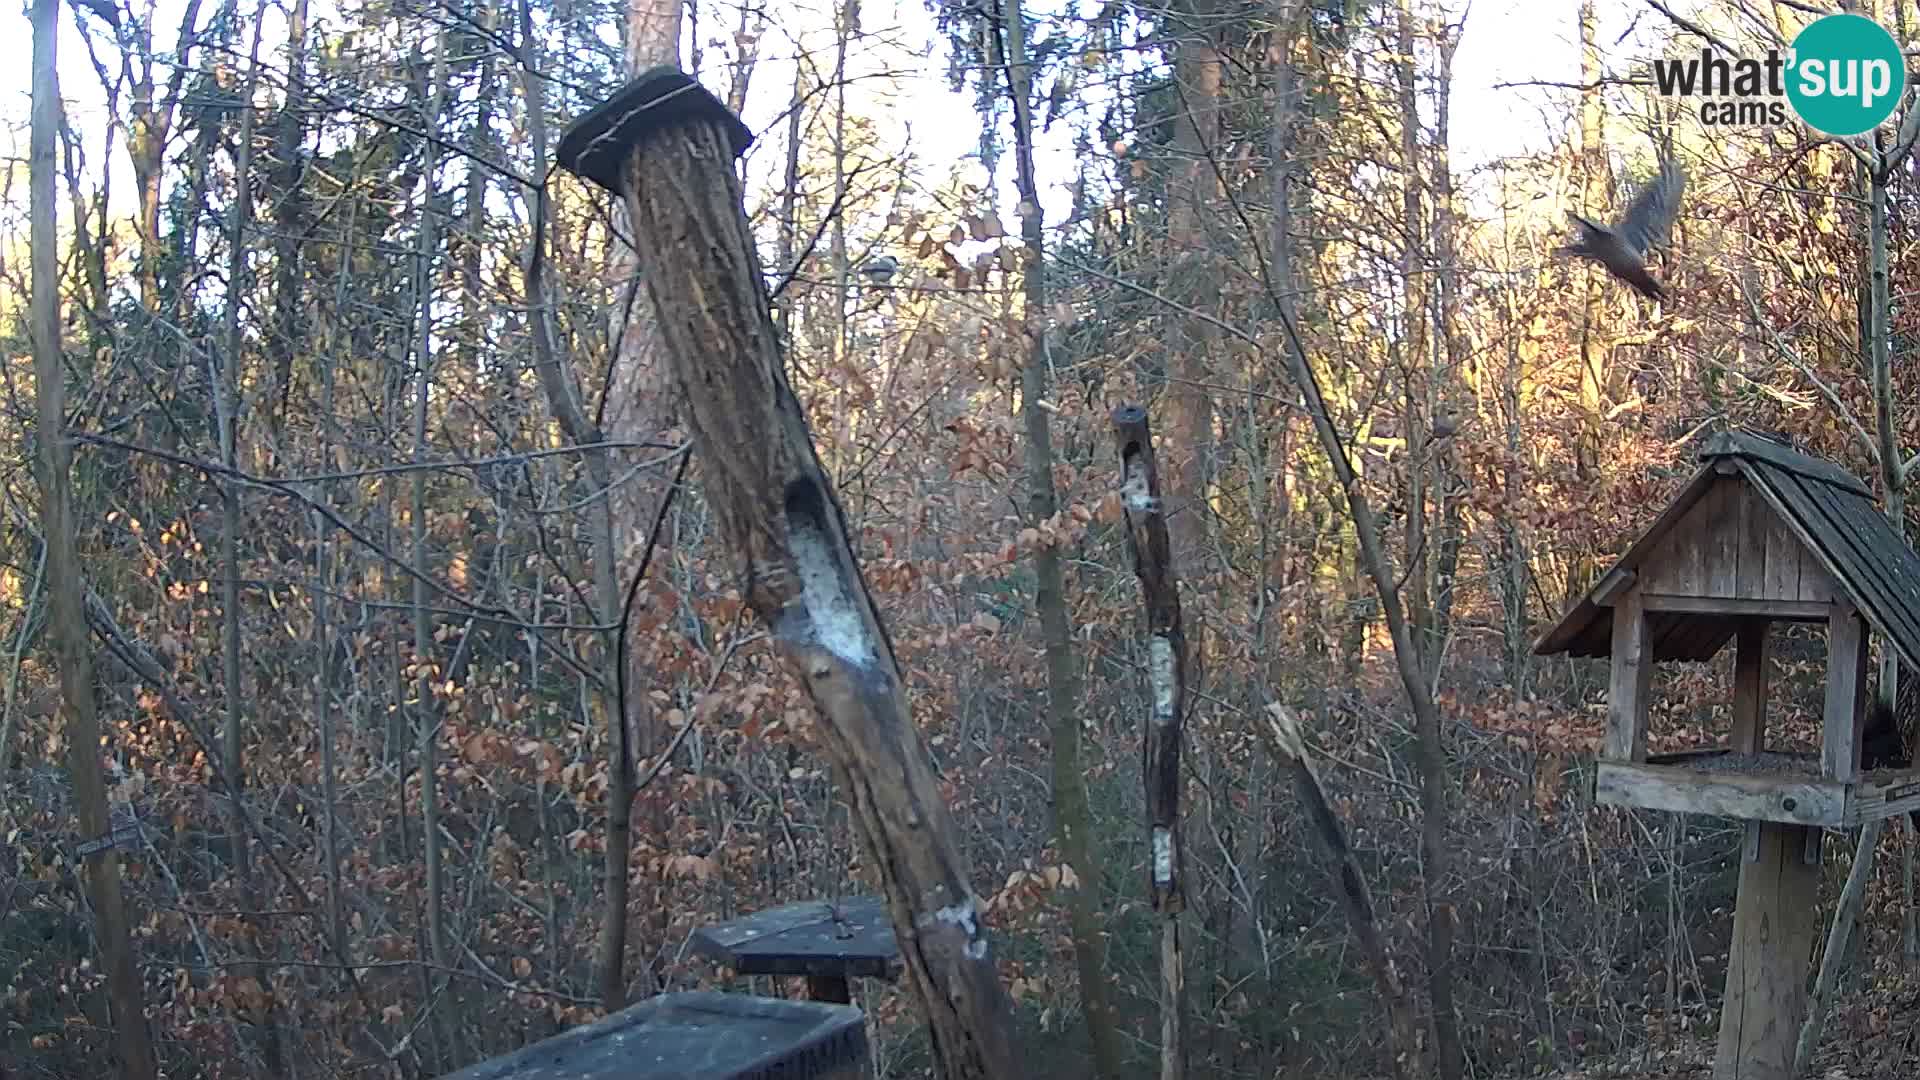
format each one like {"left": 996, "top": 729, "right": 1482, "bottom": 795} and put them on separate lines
{"left": 1612, "top": 159, "right": 1686, "bottom": 256}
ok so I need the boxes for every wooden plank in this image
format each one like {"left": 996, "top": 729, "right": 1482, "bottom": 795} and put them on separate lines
{"left": 1844, "top": 769, "right": 1920, "bottom": 825}
{"left": 1592, "top": 567, "right": 1637, "bottom": 607}
{"left": 1605, "top": 590, "right": 1653, "bottom": 762}
{"left": 1762, "top": 501, "right": 1802, "bottom": 601}
{"left": 1713, "top": 822, "right": 1820, "bottom": 1080}
{"left": 1640, "top": 595, "right": 1829, "bottom": 620}
{"left": 1793, "top": 517, "right": 1837, "bottom": 603}
{"left": 1594, "top": 762, "right": 1846, "bottom": 827}
{"left": 1823, "top": 600, "right": 1868, "bottom": 782}
{"left": 1735, "top": 484, "right": 1769, "bottom": 599}
{"left": 1731, "top": 619, "right": 1769, "bottom": 754}
{"left": 690, "top": 896, "right": 900, "bottom": 980}
{"left": 437, "top": 991, "right": 870, "bottom": 1079}
{"left": 1703, "top": 477, "right": 1740, "bottom": 597}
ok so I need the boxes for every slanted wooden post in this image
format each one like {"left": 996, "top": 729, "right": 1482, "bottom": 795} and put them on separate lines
{"left": 555, "top": 69, "right": 1025, "bottom": 1079}
{"left": 1112, "top": 405, "right": 1186, "bottom": 1080}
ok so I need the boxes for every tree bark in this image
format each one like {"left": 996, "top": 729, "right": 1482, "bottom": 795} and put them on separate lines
{"left": 410, "top": 39, "right": 455, "bottom": 1070}
{"left": 1113, "top": 407, "right": 1188, "bottom": 1080}
{"left": 30, "top": 0, "right": 159, "bottom": 1074}
{"left": 1571, "top": 0, "right": 1606, "bottom": 603}
{"left": 1392, "top": 0, "right": 1432, "bottom": 675}
{"left": 997, "top": 7, "right": 1126, "bottom": 1077}
{"left": 580, "top": 75, "right": 1027, "bottom": 1078}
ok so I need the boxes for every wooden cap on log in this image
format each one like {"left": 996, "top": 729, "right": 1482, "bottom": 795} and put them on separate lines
{"left": 555, "top": 67, "right": 754, "bottom": 195}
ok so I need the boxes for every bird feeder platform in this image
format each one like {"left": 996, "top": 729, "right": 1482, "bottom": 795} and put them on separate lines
{"left": 1536, "top": 429, "right": 1920, "bottom": 1080}
{"left": 691, "top": 895, "right": 903, "bottom": 1004}
{"left": 436, "top": 991, "right": 868, "bottom": 1080}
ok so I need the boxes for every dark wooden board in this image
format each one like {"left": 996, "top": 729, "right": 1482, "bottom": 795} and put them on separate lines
{"left": 692, "top": 896, "right": 901, "bottom": 980}
{"left": 437, "top": 991, "right": 866, "bottom": 1079}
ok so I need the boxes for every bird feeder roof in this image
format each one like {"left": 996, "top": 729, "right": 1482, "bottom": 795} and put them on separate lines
{"left": 1534, "top": 430, "right": 1920, "bottom": 671}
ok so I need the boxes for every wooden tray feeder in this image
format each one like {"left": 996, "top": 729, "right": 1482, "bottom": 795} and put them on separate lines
{"left": 1535, "top": 429, "right": 1920, "bottom": 1079}
{"left": 436, "top": 991, "right": 868, "bottom": 1079}
{"left": 691, "top": 895, "right": 902, "bottom": 1005}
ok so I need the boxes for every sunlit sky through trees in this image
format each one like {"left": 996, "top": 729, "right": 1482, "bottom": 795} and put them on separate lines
{"left": 2, "top": 0, "right": 1669, "bottom": 257}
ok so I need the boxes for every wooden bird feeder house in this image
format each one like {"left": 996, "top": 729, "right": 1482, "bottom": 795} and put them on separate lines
{"left": 1535, "top": 429, "right": 1920, "bottom": 1079}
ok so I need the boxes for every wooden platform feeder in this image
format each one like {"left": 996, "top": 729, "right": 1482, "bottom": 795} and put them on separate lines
{"left": 437, "top": 991, "right": 868, "bottom": 1079}
{"left": 691, "top": 895, "right": 903, "bottom": 1005}
{"left": 1535, "top": 430, "right": 1920, "bottom": 1080}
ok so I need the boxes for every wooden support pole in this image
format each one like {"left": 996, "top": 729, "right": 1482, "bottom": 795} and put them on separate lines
{"left": 1604, "top": 588, "right": 1652, "bottom": 762}
{"left": 1822, "top": 600, "right": 1868, "bottom": 782}
{"left": 555, "top": 70, "right": 1024, "bottom": 1080}
{"left": 1730, "top": 618, "right": 1768, "bottom": 755}
{"left": 1714, "top": 821, "right": 1820, "bottom": 1080}
{"left": 1112, "top": 405, "right": 1187, "bottom": 1080}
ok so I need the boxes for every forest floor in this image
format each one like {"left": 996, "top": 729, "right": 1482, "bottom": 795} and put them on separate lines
{"left": 1536, "top": 972, "right": 1920, "bottom": 1078}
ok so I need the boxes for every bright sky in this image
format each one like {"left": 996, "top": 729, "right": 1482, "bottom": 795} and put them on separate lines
{"left": 0, "top": 0, "right": 1631, "bottom": 260}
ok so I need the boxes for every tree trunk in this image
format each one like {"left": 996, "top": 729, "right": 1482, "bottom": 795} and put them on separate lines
{"left": 998, "top": 9, "right": 1126, "bottom": 1076}
{"left": 410, "top": 40, "right": 455, "bottom": 1070}
{"left": 30, "top": 0, "right": 159, "bottom": 1074}
{"left": 1167, "top": 0, "right": 1220, "bottom": 594}
{"left": 575, "top": 73, "right": 1028, "bottom": 1077}
{"left": 219, "top": 16, "right": 287, "bottom": 1072}
{"left": 592, "top": 0, "right": 685, "bottom": 1007}
{"left": 266, "top": 0, "right": 310, "bottom": 461}
{"left": 1428, "top": 15, "right": 1465, "bottom": 678}
{"left": 1393, "top": 0, "right": 1432, "bottom": 676}
{"left": 1571, "top": 0, "right": 1606, "bottom": 603}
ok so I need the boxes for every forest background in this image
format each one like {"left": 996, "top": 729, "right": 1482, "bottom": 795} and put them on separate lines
{"left": 4, "top": 0, "right": 1920, "bottom": 1076}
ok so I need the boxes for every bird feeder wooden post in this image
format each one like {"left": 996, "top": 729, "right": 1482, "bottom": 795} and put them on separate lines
{"left": 1535, "top": 431, "right": 1920, "bottom": 1080}
{"left": 553, "top": 68, "right": 1025, "bottom": 1080}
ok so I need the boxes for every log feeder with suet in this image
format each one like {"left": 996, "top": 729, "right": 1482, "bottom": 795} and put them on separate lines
{"left": 554, "top": 68, "right": 1026, "bottom": 1080}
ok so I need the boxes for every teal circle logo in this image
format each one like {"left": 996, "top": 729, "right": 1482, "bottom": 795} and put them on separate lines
{"left": 1786, "top": 14, "right": 1905, "bottom": 137}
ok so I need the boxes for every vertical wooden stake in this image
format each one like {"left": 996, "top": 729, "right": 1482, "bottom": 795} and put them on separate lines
{"left": 1112, "top": 406, "right": 1187, "bottom": 1080}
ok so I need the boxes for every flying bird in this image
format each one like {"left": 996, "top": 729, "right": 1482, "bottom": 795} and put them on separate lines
{"left": 1560, "top": 159, "right": 1687, "bottom": 302}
